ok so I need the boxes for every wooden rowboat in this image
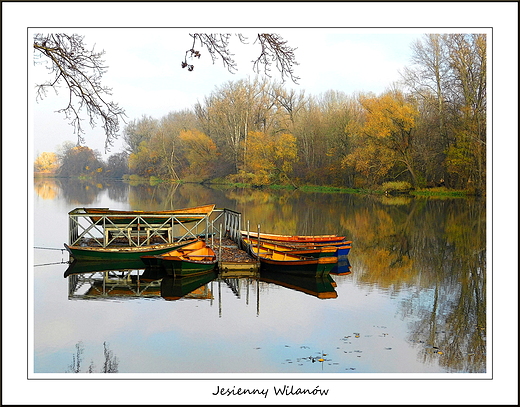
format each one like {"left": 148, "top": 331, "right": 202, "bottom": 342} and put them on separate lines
{"left": 260, "top": 240, "right": 352, "bottom": 257}
{"left": 141, "top": 240, "right": 217, "bottom": 277}
{"left": 64, "top": 239, "right": 198, "bottom": 261}
{"left": 240, "top": 230, "right": 346, "bottom": 244}
{"left": 241, "top": 238, "right": 339, "bottom": 258}
{"left": 84, "top": 204, "right": 215, "bottom": 225}
{"left": 244, "top": 241, "right": 337, "bottom": 277}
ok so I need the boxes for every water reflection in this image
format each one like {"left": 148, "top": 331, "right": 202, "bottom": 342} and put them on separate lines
{"left": 330, "top": 256, "right": 352, "bottom": 275}
{"left": 35, "top": 178, "right": 486, "bottom": 373}
{"left": 161, "top": 272, "right": 216, "bottom": 301}
{"left": 65, "top": 261, "right": 342, "bottom": 305}
{"left": 34, "top": 177, "right": 130, "bottom": 205}
{"left": 259, "top": 271, "right": 338, "bottom": 299}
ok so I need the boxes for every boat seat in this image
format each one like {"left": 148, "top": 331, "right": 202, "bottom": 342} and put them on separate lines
{"left": 145, "top": 226, "right": 173, "bottom": 244}
{"left": 104, "top": 227, "right": 133, "bottom": 246}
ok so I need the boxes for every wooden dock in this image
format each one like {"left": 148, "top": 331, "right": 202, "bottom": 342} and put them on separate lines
{"left": 213, "top": 237, "right": 260, "bottom": 274}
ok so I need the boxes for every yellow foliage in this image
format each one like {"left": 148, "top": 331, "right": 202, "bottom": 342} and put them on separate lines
{"left": 179, "top": 129, "right": 218, "bottom": 177}
{"left": 360, "top": 93, "right": 418, "bottom": 140}
{"left": 342, "top": 91, "right": 419, "bottom": 185}
{"left": 34, "top": 152, "right": 59, "bottom": 173}
{"left": 245, "top": 131, "right": 297, "bottom": 184}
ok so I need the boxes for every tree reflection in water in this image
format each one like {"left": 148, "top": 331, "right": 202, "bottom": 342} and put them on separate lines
{"left": 36, "top": 179, "right": 486, "bottom": 373}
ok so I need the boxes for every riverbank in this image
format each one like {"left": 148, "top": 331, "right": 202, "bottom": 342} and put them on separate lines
{"left": 34, "top": 173, "right": 478, "bottom": 198}
{"left": 203, "top": 179, "right": 474, "bottom": 197}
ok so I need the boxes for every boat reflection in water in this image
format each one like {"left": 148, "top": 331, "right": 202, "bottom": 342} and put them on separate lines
{"left": 329, "top": 256, "right": 352, "bottom": 276}
{"left": 64, "top": 259, "right": 346, "bottom": 304}
{"left": 259, "top": 270, "right": 338, "bottom": 299}
{"left": 64, "top": 260, "right": 215, "bottom": 301}
{"left": 160, "top": 271, "right": 217, "bottom": 301}
{"left": 66, "top": 262, "right": 161, "bottom": 300}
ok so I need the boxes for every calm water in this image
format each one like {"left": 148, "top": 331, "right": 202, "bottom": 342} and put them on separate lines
{"left": 32, "top": 178, "right": 487, "bottom": 375}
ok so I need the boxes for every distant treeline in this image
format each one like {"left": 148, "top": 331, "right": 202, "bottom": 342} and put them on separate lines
{"left": 34, "top": 34, "right": 486, "bottom": 194}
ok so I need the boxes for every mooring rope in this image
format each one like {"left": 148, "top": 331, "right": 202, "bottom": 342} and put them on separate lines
{"left": 34, "top": 246, "right": 66, "bottom": 252}
{"left": 34, "top": 260, "right": 71, "bottom": 267}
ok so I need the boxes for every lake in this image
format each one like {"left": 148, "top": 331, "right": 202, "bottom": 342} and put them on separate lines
{"left": 31, "top": 178, "right": 487, "bottom": 377}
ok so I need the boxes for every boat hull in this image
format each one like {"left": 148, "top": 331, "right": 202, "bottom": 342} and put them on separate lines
{"left": 241, "top": 238, "right": 339, "bottom": 258}
{"left": 161, "top": 258, "right": 217, "bottom": 277}
{"left": 64, "top": 239, "right": 197, "bottom": 261}
{"left": 257, "top": 256, "right": 336, "bottom": 277}
{"left": 257, "top": 239, "right": 352, "bottom": 256}
{"left": 241, "top": 230, "right": 346, "bottom": 244}
{"left": 245, "top": 242, "right": 337, "bottom": 277}
{"left": 141, "top": 240, "right": 218, "bottom": 277}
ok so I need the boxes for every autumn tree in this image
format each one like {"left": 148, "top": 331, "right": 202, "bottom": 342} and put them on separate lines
{"left": 270, "top": 84, "right": 307, "bottom": 131}
{"left": 444, "top": 34, "right": 486, "bottom": 192}
{"left": 316, "top": 91, "right": 361, "bottom": 186}
{"left": 128, "top": 140, "right": 160, "bottom": 177}
{"left": 58, "top": 145, "right": 105, "bottom": 178}
{"left": 401, "top": 33, "right": 486, "bottom": 192}
{"left": 122, "top": 115, "right": 159, "bottom": 155}
{"left": 151, "top": 110, "right": 199, "bottom": 180}
{"left": 33, "top": 34, "right": 126, "bottom": 150}
{"left": 290, "top": 92, "right": 360, "bottom": 186}
{"left": 34, "top": 152, "right": 59, "bottom": 173}
{"left": 344, "top": 91, "right": 420, "bottom": 187}
{"left": 105, "top": 152, "right": 129, "bottom": 178}
{"left": 177, "top": 129, "right": 218, "bottom": 180}
{"left": 196, "top": 78, "right": 275, "bottom": 174}
{"left": 243, "top": 131, "right": 297, "bottom": 186}
{"left": 401, "top": 34, "right": 451, "bottom": 185}
{"left": 290, "top": 96, "right": 323, "bottom": 183}
{"left": 124, "top": 116, "right": 162, "bottom": 177}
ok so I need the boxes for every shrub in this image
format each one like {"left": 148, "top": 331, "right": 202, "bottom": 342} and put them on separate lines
{"left": 381, "top": 181, "right": 413, "bottom": 194}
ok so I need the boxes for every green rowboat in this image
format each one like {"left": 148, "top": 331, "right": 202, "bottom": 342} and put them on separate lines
{"left": 64, "top": 239, "right": 198, "bottom": 261}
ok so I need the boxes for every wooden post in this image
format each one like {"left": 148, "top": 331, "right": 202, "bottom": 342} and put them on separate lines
{"left": 238, "top": 212, "right": 242, "bottom": 241}
{"left": 219, "top": 223, "right": 222, "bottom": 262}
{"left": 257, "top": 224, "right": 260, "bottom": 256}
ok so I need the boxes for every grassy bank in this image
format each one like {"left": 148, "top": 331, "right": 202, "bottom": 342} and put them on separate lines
{"left": 205, "top": 179, "right": 473, "bottom": 197}
{"left": 35, "top": 173, "right": 477, "bottom": 197}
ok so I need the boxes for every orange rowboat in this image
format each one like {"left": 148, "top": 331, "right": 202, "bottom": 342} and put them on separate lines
{"left": 240, "top": 230, "right": 346, "bottom": 244}
{"left": 242, "top": 238, "right": 339, "bottom": 258}
{"left": 244, "top": 240, "right": 337, "bottom": 277}
{"left": 141, "top": 240, "right": 217, "bottom": 276}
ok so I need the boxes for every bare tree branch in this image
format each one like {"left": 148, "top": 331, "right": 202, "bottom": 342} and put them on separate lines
{"left": 182, "top": 33, "right": 300, "bottom": 83}
{"left": 33, "top": 33, "right": 126, "bottom": 151}
{"left": 252, "top": 34, "right": 300, "bottom": 83}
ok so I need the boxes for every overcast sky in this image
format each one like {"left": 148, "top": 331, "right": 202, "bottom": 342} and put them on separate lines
{"left": 31, "top": 27, "right": 428, "bottom": 158}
